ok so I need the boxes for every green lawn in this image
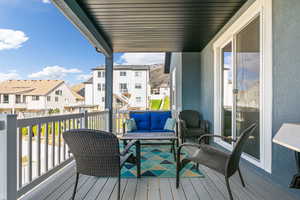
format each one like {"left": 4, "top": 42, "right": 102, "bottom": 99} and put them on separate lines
{"left": 162, "top": 96, "right": 170, "bottom": 110}
{"left": 150, "top": 99, "right": 162, "bottom": 110}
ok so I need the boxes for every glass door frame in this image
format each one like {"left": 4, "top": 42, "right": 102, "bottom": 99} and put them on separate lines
{"left": 213, "top": 0, "right": 273, "bottom": 173}
{"left": 218, "top": 39, "right": 236, "bottom": 151}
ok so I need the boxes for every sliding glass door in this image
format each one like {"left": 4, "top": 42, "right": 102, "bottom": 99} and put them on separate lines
{"left": 236, "top": 16, "right": 260, "bottom": 160}
{"left": 220, "top": 16, "right": 260, "bottom": 160}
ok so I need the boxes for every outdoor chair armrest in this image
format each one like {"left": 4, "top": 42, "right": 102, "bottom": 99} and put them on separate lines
{"left": 179, "top": 119, "right": 188, "bottom": 129}
{"left": 120, "top": 139, "right": 138, "bottom": 156}
{"left": 199, "top": 120, "right": 209, "bottom": 132}
{"left": 198, "top": 134, "right": 237, "bottom": 144}
{"left": 177, "top": 143, "right": 202, "bottom": 161}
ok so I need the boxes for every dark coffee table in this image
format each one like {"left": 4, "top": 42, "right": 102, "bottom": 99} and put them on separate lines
{"left": 120, "top": 132, "right": 179, "bottom": 178}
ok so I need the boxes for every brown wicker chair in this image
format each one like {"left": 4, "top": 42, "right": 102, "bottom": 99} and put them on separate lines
{"left": 176, "top": 123, "right": 257, "bottom": 200}
{"left": 63, "top": 129, "right": 140, "bottom": 200}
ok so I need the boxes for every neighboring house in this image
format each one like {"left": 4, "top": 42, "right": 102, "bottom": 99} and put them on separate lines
{"left": 85, "top": 65, "right": 150, "bottom": 110}
{"left": 159, "top": 83, "right": 170, "bottom": 96}
{"left": 71, "top": 83, "right": 85, "bottom": 97}
{"left": 0, "top": 80, "right": 83, "bottom": 117}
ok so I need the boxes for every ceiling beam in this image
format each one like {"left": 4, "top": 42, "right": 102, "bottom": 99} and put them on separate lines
{"left": 164, "top": 52, "right": 172, "bottom": 74}
{"left": 52, "top": 0, "right": 112, "bottom": 56}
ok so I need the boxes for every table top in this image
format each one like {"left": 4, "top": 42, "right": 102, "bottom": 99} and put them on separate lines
{"left": 273, "top": 123, "right": 300, "bottom": 152}
{"left": 120, "top": 132, "right": 177, "bottom": 140}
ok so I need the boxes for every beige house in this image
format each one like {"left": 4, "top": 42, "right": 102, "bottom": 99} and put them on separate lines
{"left": 0, "top": 80, "right": 84, "bottom": 117}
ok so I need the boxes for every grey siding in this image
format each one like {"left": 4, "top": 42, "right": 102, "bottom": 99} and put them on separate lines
{"left": 181, "top": 53, "right": 201, "bottom": 112}
{"left": 272, "top": 0, "right": 300, "bottom": 193}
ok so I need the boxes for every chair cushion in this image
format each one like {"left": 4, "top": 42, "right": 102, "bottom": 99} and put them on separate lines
{"left": 185, "top": 128, "right": 206, "bottom": 137}
{"left": 187, "top": 144, "right": 230, "bottom": 175}
{"left": 150, "top": 111, "right": 172, "bottom": 130}
{"left": 130, "top": 112, "right": 150, "bottom": 130}
{"left": 164, "top": 118, "right": 176, "bottom": 131}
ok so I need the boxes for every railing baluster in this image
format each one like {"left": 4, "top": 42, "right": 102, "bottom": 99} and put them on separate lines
{"left": 28, "top": 126, "right": 33, "bottom": 183}
{"left": 63, "top": 120, "right": 66, "bottom": 161}
{"left": 58, "top": 120, "right": 61, "bottom": 164}
{"left": 45, "top": 123, "right": 49, "bottom": 172}
{"left": 18, "top": 128, "right": 22, "bottom": 189}
{"left": 52, "top": 121, "right": 55, "bottom": 168}
{"left": 37, "top": 124, "right": 41, "bottom": 177}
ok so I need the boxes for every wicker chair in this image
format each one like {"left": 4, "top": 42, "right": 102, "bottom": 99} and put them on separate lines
{"left": 178, "top": 110, "right": 209, "bottom": 143}
{"left": 63, "top": 129, "right": 140, "bottom": 200}
{"left": 176, "top": 123, "right": 257, "bottom": 200}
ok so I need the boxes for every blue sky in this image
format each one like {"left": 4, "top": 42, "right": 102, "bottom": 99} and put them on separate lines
{"left": 0, "top": 0, "right": 164, "bottom": 85}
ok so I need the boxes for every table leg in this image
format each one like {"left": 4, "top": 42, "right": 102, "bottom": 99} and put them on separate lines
{"left": 172, "top": 140, "right": 176, "bottom": 161}
{"left": 296, "top": 151, "right": 300, "bottom": 173}
{"left": 289, "top": 151, "right": 300, "bottom": 189}
{"left": 136, "top": 141, "right": 141, "bottom": 178}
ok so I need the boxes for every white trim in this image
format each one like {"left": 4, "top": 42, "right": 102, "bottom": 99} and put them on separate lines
{"left": 213, "top": 0, "right": 272, "bottom": 173}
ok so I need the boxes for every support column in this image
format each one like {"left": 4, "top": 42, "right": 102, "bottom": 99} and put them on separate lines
{"left": 105, "top": 55, "right": 113, "bottom": 132}
{"left": 0, "top": 114, "right": 17, "bottom": 200}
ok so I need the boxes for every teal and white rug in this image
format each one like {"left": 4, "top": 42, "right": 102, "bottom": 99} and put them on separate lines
{"left": 121, "top": 145, "right": 204, "bottom": 178}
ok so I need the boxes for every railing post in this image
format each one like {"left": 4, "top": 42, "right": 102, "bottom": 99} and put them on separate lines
{"left": 105, "top": 110, "right": 110, "bottom": 132}
{"left": 83, "top": 111, "right": 88, "bottom": 129}
{"left": 0, "top": 114, "right": 17, "bottom": 200}
{"left": 105, "top": 55, "right": 113, "bottom": 132}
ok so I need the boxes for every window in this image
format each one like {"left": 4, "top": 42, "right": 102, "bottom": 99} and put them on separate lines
{"left": 102, "top": 97, "right": 105, "bottom": 102}
{"left": 55, "top": 97, "right": 59, "bottom": 102}
{"left": 23, "top": 96, "right": 26, "bottom": 103}
{"left": 119, "top": 83, "right": 128, "bottom": 93}
{"left": 120, "top": 71, "right": 126, "bottom": 76}
{"left": 98, "top": 71, "right": 105, "bottom": 78}
{"left": 135, "top": 71, "right": 142, "bottom": 77}
{"left": 3, "top": 95, "right": 9, "bottom": 104}
{"left": 32, "top": 96, "right": 40, "bottom": 101}
{"left": 47, "top": 96, "right": 51, "bottom": 102}
{"left": 102, "top": 83, "right": 105, "bottom": 91}
{"left": 136, "top": 96, "right": 142, "bottom": 103}
{"left": 16, "top": 95, "right": 21, "bottom": 104}
{"left": 135, "top": 83, "right": 142, "bottom": 89}
{"left": 55, "top": 90, "right": 62, "bottom": 95}
{"left": 98, "top": 83, "right": 101, "bottom": 91}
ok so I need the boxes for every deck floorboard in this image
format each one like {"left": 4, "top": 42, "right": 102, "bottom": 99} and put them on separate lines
{"left": 20, "top": 160, "right": 300, "bottom": 200}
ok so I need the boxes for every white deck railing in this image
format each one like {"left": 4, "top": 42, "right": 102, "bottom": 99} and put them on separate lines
{"left": 0, "top": 111, "right": 109, "bottom": 199}
{"left": 112, "top": 110, "right": 129, "bottom": 135}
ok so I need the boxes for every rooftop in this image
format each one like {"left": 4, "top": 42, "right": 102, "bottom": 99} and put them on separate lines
{"left": 0, "top": 80, "right": 64, "bottom": 96}
{"left": 92, "top": 65, "right": 150, "bottom": 71}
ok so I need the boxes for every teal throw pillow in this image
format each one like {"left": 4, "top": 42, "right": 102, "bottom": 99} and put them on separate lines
{"left": 125, "top": 118, "right": 137, "bottom": 132}
{"left": 164, "top": 118, "right": 176, "bottom": 131}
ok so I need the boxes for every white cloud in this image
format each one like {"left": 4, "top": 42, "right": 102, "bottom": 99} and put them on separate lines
{"left": 76, "top": 74, "right": 92, "bottom": 81}
{"left": 0, "top": 70, "right": 21, "bottom": 81}
{"left": 28, "top": 66, "right": 81, "bottom": 80}
{"left": 119, "top": 53, "right": 164, "bottom": 65}
{"left": 42, "top": 0, "right": 50, "bottom": 3}
{"left": 0, "top": 29, "right": 29, "bottom": 50}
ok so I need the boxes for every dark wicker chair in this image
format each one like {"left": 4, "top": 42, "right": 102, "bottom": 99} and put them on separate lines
{"left": 176, "top": 123, "right": 257, "bottom": 200}
{"left": 63, "top": 129, "right": 140, "bottom": 200}
{"left": 178, "top": 110, "right": 209, "bottom": 143}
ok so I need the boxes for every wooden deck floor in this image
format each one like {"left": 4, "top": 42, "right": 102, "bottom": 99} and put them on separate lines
{"left": 20, "top": 160, "right": 299, "bottom": 200}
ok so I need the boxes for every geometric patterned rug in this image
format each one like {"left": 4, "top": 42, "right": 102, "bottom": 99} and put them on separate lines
{"left": 121, "top": 145, "right": 204, "bottom": 178}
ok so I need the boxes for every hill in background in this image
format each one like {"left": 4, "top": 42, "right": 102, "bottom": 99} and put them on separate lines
{"left": 150, "top": 64, "right": 170, "bottom": 90}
